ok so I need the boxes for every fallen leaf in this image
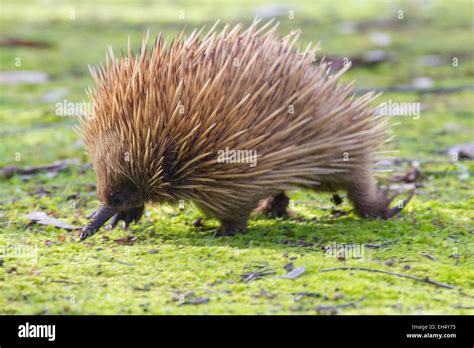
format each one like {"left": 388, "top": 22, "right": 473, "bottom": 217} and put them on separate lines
{"left": 390, "top": 162, "right": 422, "bottom": 183}
{"left": 447, "top": 142, "right": 474, "bottom": 160}
{"left": 26, "top": 211, "right": 79, "bottom": 230}
{"left": 275, "top": 266, "right": 306, "bottom": 279}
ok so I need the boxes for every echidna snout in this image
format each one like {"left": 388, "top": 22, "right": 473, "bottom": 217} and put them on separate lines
{"left": 81, "top": 188, "right": 144, "bottom": 240}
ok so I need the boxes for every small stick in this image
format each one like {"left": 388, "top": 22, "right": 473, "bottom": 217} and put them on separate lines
{"left": 115, "top": 260, "right": 134, "bottom": 266}
{"left": 51, "top": 279, "right": 78, "bottom": 284}
{"left": 365, "top": 239, "right": 398, "bottom": 249}
{"left": 420, "top": 252, "right": 437, "bottom": 261}
{"left": 241, "top": 268, "right": 276, "bottom": 283}
{"left": 321, "top": 266, "right": 456, "bottom": 289}
{"left": 0, "top": 159, "right": 79, "bottom": 179}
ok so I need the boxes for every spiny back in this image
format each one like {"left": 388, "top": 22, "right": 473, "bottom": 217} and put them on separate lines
{"left": 80, "top": 18, "right": 387, "bottom": 205}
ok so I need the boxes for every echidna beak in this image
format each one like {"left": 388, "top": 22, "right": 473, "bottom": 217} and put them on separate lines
{"left": 80, "top": 205, "right": 118, "bottom": 241}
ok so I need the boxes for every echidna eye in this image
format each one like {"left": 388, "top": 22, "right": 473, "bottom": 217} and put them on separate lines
{"left": 111, "top": 196, "right": 123, "bottom": 206}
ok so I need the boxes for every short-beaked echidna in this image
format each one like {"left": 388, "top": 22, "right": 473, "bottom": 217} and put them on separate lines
{"left": 79, "top": 19, "right": 413, "bottom": 240}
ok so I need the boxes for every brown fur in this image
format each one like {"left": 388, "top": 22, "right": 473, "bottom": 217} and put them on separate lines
{"left": 79, "top": 18, "right": 413, "bottom": 239}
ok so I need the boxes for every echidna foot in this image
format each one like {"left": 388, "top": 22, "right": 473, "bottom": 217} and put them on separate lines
{"left": 216, "top": 227, "right": 247, "bottom": 237}
{"left": 380, "top": 187, "right": 415, "bottom": 219}
{"left": 217, "top": 217, "right": 248, "bottom": 236}
{"left": 107, "top": 205, "right": 144, "bottom": 230}
{"left": 359, "top": 188, "right": 415, "bottom": 219}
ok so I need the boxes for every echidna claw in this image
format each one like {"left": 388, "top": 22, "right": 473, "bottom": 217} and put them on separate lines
{"left": 108, "top": 205, "right": 144, "bottom": 231}
{"left": 81, "top": 205, "right": 118, "bottom": 241}
{"left": 108, "top": 211, "right": 126, "bottom": 230}
{"left": 385, "top": 188, "right": 415, "bottom": 219}
{"left": 79, "top": 227, "right": 92, "bottom": 241}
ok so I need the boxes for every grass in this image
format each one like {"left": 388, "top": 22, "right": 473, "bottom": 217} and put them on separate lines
{"left": 1, "top": 0, "right": 473, "bottom": 314}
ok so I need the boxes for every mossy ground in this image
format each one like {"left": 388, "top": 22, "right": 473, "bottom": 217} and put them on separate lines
{"left": 1, "top": 0, "right": 473, "bottom": 314}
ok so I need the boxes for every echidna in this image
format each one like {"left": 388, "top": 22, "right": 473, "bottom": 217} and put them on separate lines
{"left": 79, "top": 18, "right": 413, "bottom": 240}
